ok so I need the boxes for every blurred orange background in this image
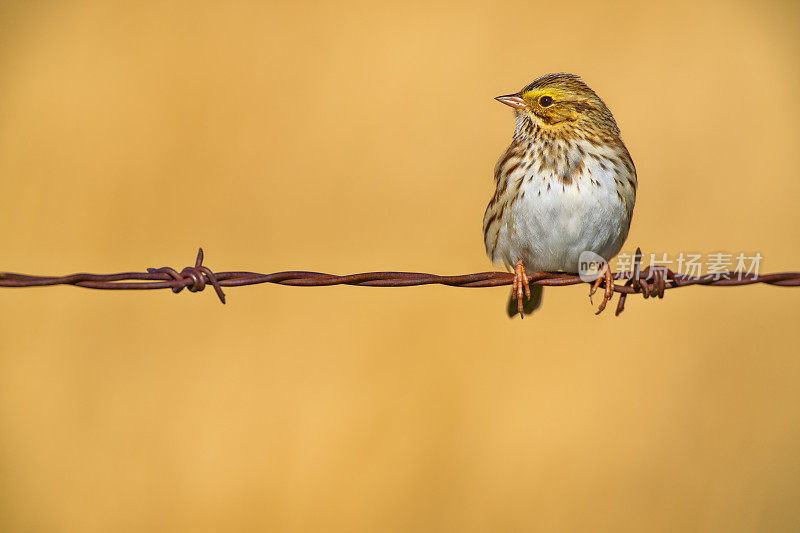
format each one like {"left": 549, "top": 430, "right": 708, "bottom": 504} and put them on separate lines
{"left": 2, "top": 1, "right": 799, "bottom": 531}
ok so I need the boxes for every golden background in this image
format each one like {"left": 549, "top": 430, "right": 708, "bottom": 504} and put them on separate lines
{"left": 1, "top": 1, "right": 799, "bottom": 531}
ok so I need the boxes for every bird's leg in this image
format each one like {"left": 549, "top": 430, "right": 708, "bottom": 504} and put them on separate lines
{"left": 589, "top": 262, "right": 614, "bottom": 315}
{"left": 512, "top": 260, "right": 531, "bottom": 318}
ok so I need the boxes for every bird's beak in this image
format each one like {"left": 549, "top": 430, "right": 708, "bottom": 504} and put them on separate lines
{"left": 495, "top": 93, "right": 527, "bottom": 109}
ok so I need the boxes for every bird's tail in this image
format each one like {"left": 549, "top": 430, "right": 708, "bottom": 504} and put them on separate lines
{"left": 506, "top": 284, "right": 544, "bottom": 318}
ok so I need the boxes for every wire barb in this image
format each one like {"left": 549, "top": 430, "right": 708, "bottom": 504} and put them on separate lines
{"left": 146, "top": 248, "right": 226, "bottom": 304}
{"left": 1, "top": 247, "right": 798, "bottom": 314}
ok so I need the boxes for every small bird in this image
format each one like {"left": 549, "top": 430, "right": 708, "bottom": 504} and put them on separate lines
{"left": 483, "top": 73, "right": 636, "bottom": 317}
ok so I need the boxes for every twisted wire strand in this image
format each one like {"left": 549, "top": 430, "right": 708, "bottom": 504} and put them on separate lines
{"left": 1, "top": 248, "right": 798, "bottom": 315}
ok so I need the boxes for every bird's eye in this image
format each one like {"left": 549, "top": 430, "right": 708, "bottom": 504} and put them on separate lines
{"left": 539, "top": 96, "right": 553, "bottom": 107}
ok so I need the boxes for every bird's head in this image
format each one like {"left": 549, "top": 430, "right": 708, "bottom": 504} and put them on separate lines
{"left": 495, "top": 73, "right": 619, "bottom": 135}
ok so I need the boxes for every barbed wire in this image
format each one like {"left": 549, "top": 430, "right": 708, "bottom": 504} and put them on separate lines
{"left": 1, "top": 248, "right": 798, "bottom": 316}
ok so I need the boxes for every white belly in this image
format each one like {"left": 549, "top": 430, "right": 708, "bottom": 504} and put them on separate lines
{"left": 492, "top": 157, "right": 635, "bottom": 272}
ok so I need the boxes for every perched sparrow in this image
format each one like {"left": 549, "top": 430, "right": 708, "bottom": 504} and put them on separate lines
{"left": 483, "top": 73, "right": 636, "bottom": 317}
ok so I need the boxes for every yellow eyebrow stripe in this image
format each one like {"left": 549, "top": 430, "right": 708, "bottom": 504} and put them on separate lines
{"left": 521, "top": 87, "right": 569, "bottom": 101}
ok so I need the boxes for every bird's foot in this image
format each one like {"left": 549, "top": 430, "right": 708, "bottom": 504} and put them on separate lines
{"left": 589, "top": 262, "right": 614, "bottom": 315}
{"left": 512, "top": 260, "right": 531, "bottom": 318}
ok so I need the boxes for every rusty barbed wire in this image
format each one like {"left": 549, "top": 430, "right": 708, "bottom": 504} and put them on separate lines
{"left": 1, "top": 248, "right": 798, "bottom": 316}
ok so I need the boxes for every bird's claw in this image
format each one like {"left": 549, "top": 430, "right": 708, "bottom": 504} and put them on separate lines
{"left": 512, "top": 260, "right": 531, "bottom": 318}
{"left": 589, "top": 262, "right": 614, "bottom": 315}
